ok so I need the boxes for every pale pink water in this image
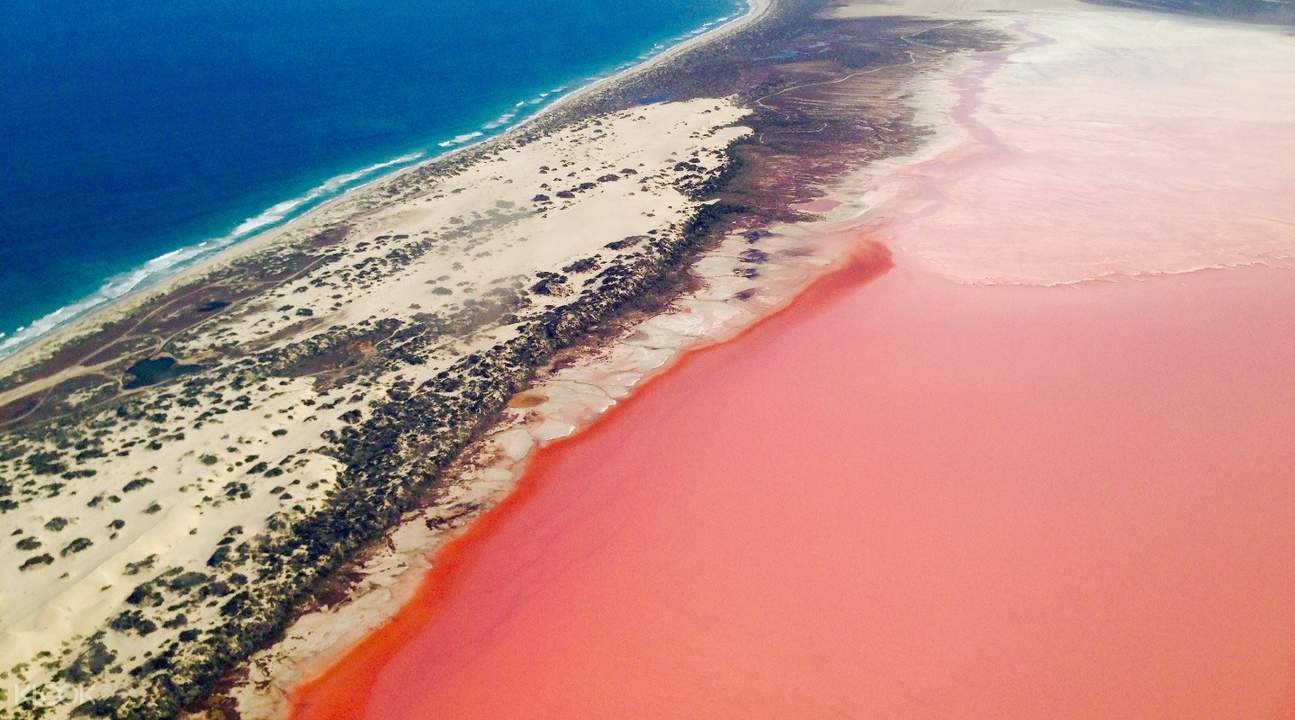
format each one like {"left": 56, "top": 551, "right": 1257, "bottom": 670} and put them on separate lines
{"left": 876, "top": 14, "right": 1295, "bottom": 286}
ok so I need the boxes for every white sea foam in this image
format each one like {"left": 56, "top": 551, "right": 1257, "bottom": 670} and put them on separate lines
{"left": 231, "top": 152, "right": 424, "bottom": 237}
{"left": 482, "top": 111, "right": 518, "bottom": 130}
{"left": 0, "top": 151, "right": 425, "bottom": 358}
{"left": 437, "top": 131, "right": 486, "bottom": 148}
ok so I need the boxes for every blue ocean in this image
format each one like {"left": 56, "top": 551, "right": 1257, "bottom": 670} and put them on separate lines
{"left": 0, "top": 0, "right": 741, "bottom": 355}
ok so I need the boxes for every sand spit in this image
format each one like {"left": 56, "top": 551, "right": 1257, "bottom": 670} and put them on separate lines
{"left": 0, "top": 0, "right": 1011, "bottom": 716}
{"left": 0, "top": 98, "right": 751, "bottom": 718}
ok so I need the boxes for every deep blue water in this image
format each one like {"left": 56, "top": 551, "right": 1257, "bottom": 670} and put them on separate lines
{"left": 0, "top": 0, "right": 741, "bottom": 355}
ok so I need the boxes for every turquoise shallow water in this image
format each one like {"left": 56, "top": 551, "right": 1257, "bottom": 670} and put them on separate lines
{"left": 0, "top": 0, "right": 741, "bottom": 356}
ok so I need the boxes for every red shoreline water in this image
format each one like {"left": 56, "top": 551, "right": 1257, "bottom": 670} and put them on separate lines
{"left": 292, "top": 245, "right": 1295, "bottom": 719}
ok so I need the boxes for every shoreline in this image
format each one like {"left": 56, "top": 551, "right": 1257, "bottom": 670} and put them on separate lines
{"left": 0, "top": 0, "right": 771, "bottom": 379}
{"left": 280, "top": 230, "right": 898, "bottom": 720}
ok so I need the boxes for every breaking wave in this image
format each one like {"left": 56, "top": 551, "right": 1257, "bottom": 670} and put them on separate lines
{"left": 0, "top": 151, "right": 425, "bottom": 358}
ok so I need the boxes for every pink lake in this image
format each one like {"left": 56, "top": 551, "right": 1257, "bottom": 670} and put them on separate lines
{"left": 292, "top": 9, "right": 1295, "bottom": 719}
